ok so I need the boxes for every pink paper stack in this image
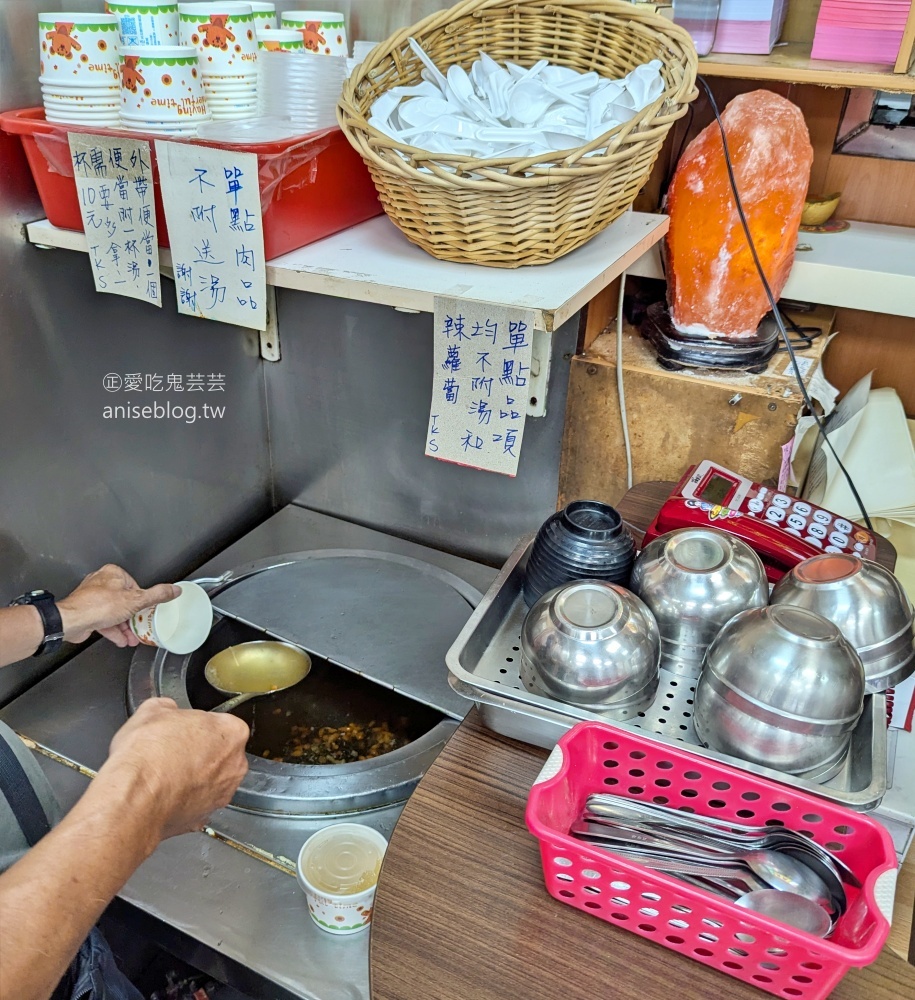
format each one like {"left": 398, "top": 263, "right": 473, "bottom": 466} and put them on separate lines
{"left": 711, "top": 0, "right": 789, "bottom": 55}
{"left": 811, "top": 0, "right": 913, "bottom": 64}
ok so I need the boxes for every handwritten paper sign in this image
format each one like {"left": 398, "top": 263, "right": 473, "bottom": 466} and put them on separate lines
{"left": 68, "top": 134, "right": 161, "bottom": 307}
{"left": 426, "top": 297, "right": 536, "bottom": 477}
{"left": 155, "top": 142, "right": 267, "bottom": 331}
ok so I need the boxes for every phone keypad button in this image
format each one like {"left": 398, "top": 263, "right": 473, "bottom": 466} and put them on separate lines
{"left": 812, "top": 510, "right": 832, "bottom": 525}
{"left": 765, "top": 506, "right": 786, "bottom": 523}
{"left": 834, "top": 518, "right": 854, "bottom": 535}
{"left": 808, "top": 523, "right": 828, "bottom": 539}
{"left": 804, "top": 536, "right": 824, "bottom": 549}
{"left": 748, "top": 498, "right": 765, "bottom": 514}
{"left": 854, "top": 542, "right": 866, "bottom": 552}
{"left": 773, "top": 494, "right": 791, "bottom": 508}
{"left": 785, "top": 528, "right": 802, "bottom": 537}
{"left": 825, "top": 545, "right": 843, "bottom": 554}
{"left": 787, "top": 513, "right": 807, "bottom": 531}
{"left": 792, "top": 502, "right": 812, "bottom": 516}
{"left": 829, "top": 532, "right": 849, "bottom": 549}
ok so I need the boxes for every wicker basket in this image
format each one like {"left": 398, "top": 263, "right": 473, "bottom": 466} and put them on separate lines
{"left": 337, "top": 0, "right": 698, "bottom": 267}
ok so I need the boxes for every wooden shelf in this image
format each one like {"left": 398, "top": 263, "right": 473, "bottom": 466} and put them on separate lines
{"left": 698, "top": 41, "right": 915, "bottom": 93}
{"left": 25, "top": 211, "right": 668, "bottom": 334}
{"left": 628, "top": 220, "right": 915, "bottom": 319}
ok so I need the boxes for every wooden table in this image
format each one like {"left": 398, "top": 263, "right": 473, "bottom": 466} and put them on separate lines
{"left": 370, "top": 484, "right": 913, "bottom": 1000}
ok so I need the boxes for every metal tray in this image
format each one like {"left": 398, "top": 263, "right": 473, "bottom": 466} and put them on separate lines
{"left": 445, "top": 537, "right": 887, "bottom": 811}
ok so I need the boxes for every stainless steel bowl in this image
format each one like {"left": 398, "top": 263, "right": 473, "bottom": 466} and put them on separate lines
{"left": 629, "top": 527, "right": 769, "bottom": 678}
{"left": 520, "top": 580, "right": 660, "bottom": 719}
{"left": 771, "top": 553, "right": 915, "bottom": 693}
{"left": 694, "top": 605, "right": 866, "bottom": 781}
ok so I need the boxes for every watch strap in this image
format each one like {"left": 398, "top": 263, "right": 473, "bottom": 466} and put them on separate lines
{"left": 30, "top": 597, "right": 64, "bottom": 657}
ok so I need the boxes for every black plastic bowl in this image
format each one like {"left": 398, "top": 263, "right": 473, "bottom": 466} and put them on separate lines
{"left": 523, "top": 500, "right": 636, "bottom": 606}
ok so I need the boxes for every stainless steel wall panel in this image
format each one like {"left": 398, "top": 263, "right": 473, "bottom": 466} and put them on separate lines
{"left": 0, "top": 0, "right": 272, "bottom": 703}
{"left": 267, "top": 290, "right": 575, "bottom": 566}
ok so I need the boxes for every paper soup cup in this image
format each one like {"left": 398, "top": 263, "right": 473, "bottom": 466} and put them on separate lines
{"left": 39, "top": 13, "right": 120, "bottom": 85}
{"left": 296, "top": 824, "right": 388, "bottom": 935}
{"left": 129, "top": 581, "right": 212, "bottom": 654}
{"left": 178, "top": 2, "right": 258, "bottom": 75}
{"left": 281, "top": 11, "right": 346, "bottom": 56}
{"left": 119, "top": 45, "right": 207, "bottom": 121}
{"left": 257, "top": 27, "right": 304, "bottom": 51}
{"left": 105, "top": 1, "right": 178, "bottom": 46}
{"left": 248, "top": 1, "right": 276, "bottom": 28}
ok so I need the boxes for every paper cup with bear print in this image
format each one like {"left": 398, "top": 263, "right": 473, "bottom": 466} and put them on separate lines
{"left": 178, "top": 2, "right": 258, "bottom": 77}
{"left": 296, "top": 824, "right": 388, "bottom": 935}
{"left": 105, "top": 1, "right": 179, "bottom": 46}
{"left": 257, "top": 27, "right": 304, "bottom": 51}
{"left": 118, "top": 44, "right": 209, "bottom": 123}
{"left": 281, "top": 10, "right": 347, "bottom": 56}
{"left": 129, "top": 581, "right": 212, "bottom": 654}
{"left": 39, "top": 13, "right": 120, "bottom": 87}
{"left": 248, "top": 1, "right": 276, "bottom": 29}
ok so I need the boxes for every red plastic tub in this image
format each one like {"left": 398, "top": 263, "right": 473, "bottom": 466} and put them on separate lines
{"left": 526, "top": 721, "right": 898, "bottom": 999}
{"left": 0, "top": 108, "right": 382, "bottom": 260}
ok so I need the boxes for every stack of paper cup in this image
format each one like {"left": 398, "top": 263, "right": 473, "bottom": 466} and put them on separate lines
{"left": 178, "top": 1, "right": 258, "bottom": 120}
{"left": 119, "top": 44, "right": 210, "bottom": 134}
{"left": 257, "top": 48, "right": 346, "bottom": 130}
{"left": 348, "top": 38, "right": 377, "bottom": 75}
{"left": 257, "top": 27, "right": 306, "bottom": 52}
{"left": 105, "top": 1, "right": 179, "bottom": 45}
{"left": 281, "top": 10, "right": 347, "bottom": 56}
{"left": 249, "top": 1, "right": 277, "bottom": 30}
{"left": 39, "top": 12, "right": 121, "bottom": 125}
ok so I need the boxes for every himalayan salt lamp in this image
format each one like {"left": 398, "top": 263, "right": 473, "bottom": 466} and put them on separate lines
{"left": 665, "top": 90, "right": 813, "bottom": 339}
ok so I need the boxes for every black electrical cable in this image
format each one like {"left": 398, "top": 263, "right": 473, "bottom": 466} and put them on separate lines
{"left": 695, "top": 76, "right": 873, "bottom": 532}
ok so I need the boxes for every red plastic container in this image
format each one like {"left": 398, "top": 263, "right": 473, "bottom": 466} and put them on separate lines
{"left": 0, "top": 108, "right": 382, "bottom": 260}
{"left": 525, "top": 721, "right": 897, "bottom": 999}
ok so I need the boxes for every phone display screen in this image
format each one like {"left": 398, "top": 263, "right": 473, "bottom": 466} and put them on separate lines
{"left": 699, "top": 474, "right": 734, "bottom": 506}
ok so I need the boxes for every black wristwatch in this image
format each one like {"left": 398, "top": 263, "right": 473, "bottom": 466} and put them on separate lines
{"left": 8, "top": 590, "right": 64, "bottom": 656}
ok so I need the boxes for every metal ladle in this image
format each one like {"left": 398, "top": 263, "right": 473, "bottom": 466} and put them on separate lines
{"left": 205, "top": 641, "right": 312, "bottom": 714}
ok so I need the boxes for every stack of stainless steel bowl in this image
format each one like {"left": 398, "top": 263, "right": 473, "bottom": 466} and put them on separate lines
{"left": 520, "top": 580, "right": 660, "bottom": 720}
{"left": 629, "top": 527, "right": 769, "bottom": 678}
{"left": 771, "top": 553, "right": 915, "bottom": 693}
{"left": 694, "top": 605, "right": 866, "bottom": 781}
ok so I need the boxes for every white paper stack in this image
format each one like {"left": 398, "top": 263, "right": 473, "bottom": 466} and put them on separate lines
{"left": 711, "top": 0, "right": 790, "bottom": 55}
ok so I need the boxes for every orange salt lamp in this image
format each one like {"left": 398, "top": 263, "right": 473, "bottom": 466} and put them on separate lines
{"left": 665, "top": 90, "right": 813, "bottom": 339}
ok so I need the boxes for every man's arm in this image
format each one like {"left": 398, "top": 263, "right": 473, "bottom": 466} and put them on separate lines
{"left": 0, "top": 565, "right": 179, "bottom": 668}
{"left": 0, "top": 699, "right": 249, "bottom": 1000}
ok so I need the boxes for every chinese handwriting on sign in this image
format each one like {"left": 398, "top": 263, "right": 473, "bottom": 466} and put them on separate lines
{"left": 68, "top": 135, "right": 160, "bottom": 307}
{"left": 155, "top": 142, "right": 267, "bottom": 332}
{"left": 426, "top": 297, "right": 536, "bottom": 477}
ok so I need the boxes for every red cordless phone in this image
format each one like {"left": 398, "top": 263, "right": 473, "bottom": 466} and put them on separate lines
{"left": 643, "top": 460, "right": 878, "bottom": 583}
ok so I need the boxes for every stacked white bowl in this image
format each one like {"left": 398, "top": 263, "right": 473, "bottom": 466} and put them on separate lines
{"left": 118, "top": 44, "right": 210, "bottom": 135}
{"left": 39, "top": 12, "right": 121, "bottom": 125}
{"left": 257, "top": 48, "right": 346, "bottom": 131}
{"left": 178, "top": 1, "right": 259, "bottom": 120}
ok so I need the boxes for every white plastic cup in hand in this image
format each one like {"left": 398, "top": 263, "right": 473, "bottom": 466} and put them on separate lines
{"left": 296, "top": 823, "right": 388, "bottom": 935}
{"left": 129, "top": 581, "right": 212, "bottom": 654}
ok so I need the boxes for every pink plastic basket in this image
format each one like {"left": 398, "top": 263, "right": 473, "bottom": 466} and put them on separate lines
{"left": 525, "top": 722, "right": 897, "bottom": 999}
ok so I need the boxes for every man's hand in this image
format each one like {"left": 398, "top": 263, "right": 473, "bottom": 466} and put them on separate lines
{"left": 104, "top": 697, "right": 250, "bottom": 840}
{"left": 57, "top": 564, "right": 179, "bottom": 646}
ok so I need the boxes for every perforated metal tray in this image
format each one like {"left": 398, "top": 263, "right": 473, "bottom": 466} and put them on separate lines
{"left": 445, "top": 537, "right": 887, "bottom": 811}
